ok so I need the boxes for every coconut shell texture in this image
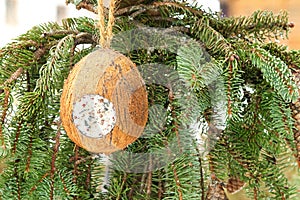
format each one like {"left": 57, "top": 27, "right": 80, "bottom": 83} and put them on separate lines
{"left": 60, "top": 49, "right": 148, "bottom": 154}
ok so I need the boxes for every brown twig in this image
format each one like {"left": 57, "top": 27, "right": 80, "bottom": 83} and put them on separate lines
{"left": 29, "top": 172, "right": 50, "bottom": 193}
{"left": 58, "top": 172, "right": 71, "bottom": 195}
{"left": 167, "top": 82, "right": 182, "bottom": 152}
{"left": 65, "top": 0, "right": 96, "bottom": 12}
{"left": 26, "top": 70, "right": 31, "bottom": 92}
{"left": 115, "top": 1, "right": 203, "bottom": 17}
{"left": 73, "top": 145, "right": 79, "bottom": 184}
{"left": 227, "top": 58, "right": 234, "bottom": 117}
{"left": 25, "top": 136, "right": 33, "bottom": 172}
{"left": 157, "top": 171, "right": 164, "bottom": 199}
{"left": 115, "top": 5, "right": 148, "bottom": 16}
{"left": 146, "top": 155, "right": 153, "bottom": 197}
{"left": 4, "top": 40, "right": 38, "bottom": 52}
{"left": 75, "top": 32, "right": 97, "bottom": 45}
{"left": 42, "top": 30, "right": 78, "bottom": 37}
{"left": 85, "top": 163, "right": 92, "bottom": 190}
{"left": 50, "top": 121, "right": 62, "bottom": 200}
{"left": 0, "top": 88, "right": 9, "bottom": 149}
{"left": 12, "top": 121, "right": 23, "bottom": 154}
{"left": 75, "top": 1, "right": 98, "bottom": 14}
{"left": 42, "top": 31, "right": 97, "bottom": 47}
{"left": 150, "top": 16, "right": 177, "bottom": 23}
{"left": 129, "top": 178, "right": 139, "bottom": 198}
{"left": 195, "top": 148, "right": 205, "bottom": 200}
{"left": 153, "top": 1, "right": 203, "bottom": 16}
{"left": 140, "top": 166, "right": 148, "bottom": 193}
{"left": 171, "top": 163, "right": 183, "bottom": 200}
{"left": 253, "top": 186, "right": 258, "bottom": 200}
{"left": 130, "top": 8, "right": 148, "bottom": 18}
{"left": 69, "top": 40, "right": 76, "bottom": 70}
{"left": 72, "top": 154, "right": 93, "bottom": 165}
{"left": 3, "top": 68, "right": 24, "bottom": 86}
{"left": 116, "top": 172, "right": 128, "bottom": 200}
{"left": 13, "top": 158, "right": 21, "bottom": 200}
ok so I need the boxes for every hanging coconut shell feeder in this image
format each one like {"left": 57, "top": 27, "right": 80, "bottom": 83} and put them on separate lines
{"left": 60, "top": 49, "right": 148, "bottom": 154}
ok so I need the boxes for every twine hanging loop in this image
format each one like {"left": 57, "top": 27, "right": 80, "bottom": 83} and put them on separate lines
{"left": 97, "top": 0, "right": 116, "bottom": 48}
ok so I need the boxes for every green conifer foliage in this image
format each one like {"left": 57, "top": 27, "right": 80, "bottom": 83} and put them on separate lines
{"left": 0, "top": 0, "right": 300, "bottom": 199}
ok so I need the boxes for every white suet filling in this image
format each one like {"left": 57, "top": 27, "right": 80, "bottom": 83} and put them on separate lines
{"left": 72, "top": 94, "right": 116, "bottom": 138}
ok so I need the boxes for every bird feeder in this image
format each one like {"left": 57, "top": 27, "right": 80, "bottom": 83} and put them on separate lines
{"left": 60, "top": 49, "right": 148, "bottom": 154}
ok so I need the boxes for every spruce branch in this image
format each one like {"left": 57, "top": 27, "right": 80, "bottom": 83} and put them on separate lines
{"left": 263, "top": 42, "right": 300, "bottom": 68}
{"left": 114, "top": 1, "right": 203, "bottom": 20}
{"left": 153, "top": 1, "right": 204, "bottom": 16}
{"left": 1, "top": 1, "right": 300, "bottom": 199}
{"left": 212, "top": 10, "right": 292, "bottom": 40}
{"left": 251, "top": 47, "right": 298, "bottom": 102}
{"left": 191, "top": 18, "right": 234, "bottom": 58}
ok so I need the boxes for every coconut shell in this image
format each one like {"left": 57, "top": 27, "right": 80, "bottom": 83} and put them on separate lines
{"left": 60, "top": 49, "right": 148, "bottom": 154}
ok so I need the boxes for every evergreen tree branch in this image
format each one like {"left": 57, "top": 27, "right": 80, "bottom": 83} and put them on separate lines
{"left": 154, "top": 1, "right": 200, "bottom": 13}
{"left": 251, "top": 47, "right": 298, "bottom": 102}
{"left": 1, "top": 1, "right": 300, "bottom": 199}
{"left": 262, "top": 42, "right": 300, "bottom": 68}
{"left": 211, "top": 10, "right": 292, "bottom": 40}
{"left": 191, "top": 18, "right": 234, "bottom": 58}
